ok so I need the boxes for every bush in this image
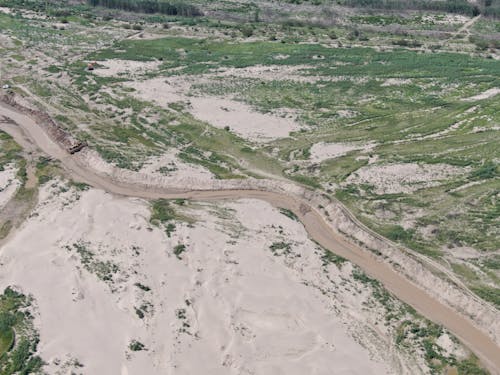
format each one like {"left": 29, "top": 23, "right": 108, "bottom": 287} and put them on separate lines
{"left": 393, "top": 39, "right": 422, "bottom": 48}
{"left": 129, "top": 340, "right": 146, "bottom": 351}
{"left": 134, "top": 283, "right": 151, "bottom": 292}
{"left": 328, "top": 30, "right": 338, "bottom": 39}
{"left": 174, "top": 244, "right": 186, "bottom": 259}
{"left": 386, "top": 225, "right": 414, "bottom": 242}
{"left": 240, "top": 25, "right": 254, "bottom": 38}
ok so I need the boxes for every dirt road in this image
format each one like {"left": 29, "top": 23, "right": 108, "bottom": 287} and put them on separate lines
{"left": 1, "top": 102, "right": 499, "bottom": 373}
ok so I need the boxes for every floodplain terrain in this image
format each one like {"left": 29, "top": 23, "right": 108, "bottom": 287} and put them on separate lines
{"left": 0, "top": 0, "right": 499, "bottom": 373}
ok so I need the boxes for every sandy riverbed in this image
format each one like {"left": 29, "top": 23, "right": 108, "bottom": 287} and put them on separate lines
{"left": 0, "top": 182, "right": 416, "bottom": 374}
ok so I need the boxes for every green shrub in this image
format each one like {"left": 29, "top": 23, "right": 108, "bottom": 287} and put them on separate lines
{"left": 386, "top": 225, "right": 414, "bottom": 242}
{"left": 174, "top": 244, "right": 186, "bottom": 259}
{"left": 129, "top": 340, "right": 146, "bottom": 351}
{"left": 134, "top": 283, "right": 151, "bottom": 292}
{"left": 279, "top": 208, "right": 299, "bottom": 221}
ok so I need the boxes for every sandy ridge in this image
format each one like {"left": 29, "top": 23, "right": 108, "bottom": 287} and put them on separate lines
{"left": 0, "top": 100, "right": 499, "bottom": 374}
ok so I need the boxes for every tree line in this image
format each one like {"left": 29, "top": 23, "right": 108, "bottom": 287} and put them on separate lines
{"left": 86, "top": 0, "right": 203, "bottom": 17}
{"left": 341, "top": 0, "right": 481, "bottom": 16}
{"left": 482, "top": 0, "right": 500, "bottom": 17}
{"left": 276, "top": 0, "right": 499, "bottom": 18}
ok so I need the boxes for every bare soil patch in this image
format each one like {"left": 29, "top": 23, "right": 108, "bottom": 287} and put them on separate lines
{"left": 346, "top": 163, "right": 470, "bottom": 194}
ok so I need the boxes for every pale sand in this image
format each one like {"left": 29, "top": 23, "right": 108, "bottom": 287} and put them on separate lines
{"left": 336, "top": 109, "right": 359, "bottom": 118}
{"left": 309, "top": 142, "right": 375, "bottom": 163}
{"left": 0, "top": 183, "right": 407, "bottom": 374}
{"left": 139, "top": 149, "right": 214, "bottom": 180}
{"left": 462, "top": 88, "right": 500, "bottom": 102}
{"left": 213, "top": 64, "right": 316, "bottom": 82}
{"left": 0, "top": 6, "right": 13, "bottom": 14}
{"left": 92, "top": 59, "right": 162, "bottom": 78}
{"left": 126, "top": 31, "right": 168, "bottom": 41}
{"left": 380, "top": 78, "right": 412, "bottom": 87}
{"left": 99, "top": 59, "right": 314, "bottom": 83}
{"left": 346, "top": 163, "right": 470, "bottom": 194}
{"left": 444, "top": 246, "right": 482, "bottom": 260}
{"left": 189, "top": 97, "right": 301, "bottom": 141}
{"left": 0, "top": 164, "right": 19, "bottom": 210}
{"left": 126, "top": 77, "right": 302, "bottom": 142}
{"left": 422, "top": 14, "right": 470, "bottom": 24}
{"left": 436, "top": 333, "right": 467, "bottom": 359}
{"left": 471, "top": 125, "right": 500, "bottom": 133}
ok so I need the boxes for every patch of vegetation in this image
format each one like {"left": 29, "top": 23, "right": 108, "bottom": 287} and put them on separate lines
{"left": 0, "top": 221, "right": 13, "bottom": 240}
{"left": 134, "top": 306, "right": 145, "bottom": 319}
{"left": 269, "top": 241, "right": 292, "bottom": 256}
{"left": 470, "top": 286, "right": 500, "bottom": 308}
{"left": 174, "top": 305, "right": 192, "bottom": 333}
{"left": 175, "top": 308, "right": 186, "bottom": 320}
{"left": 150, "top": 199, "right": 191, "bottom": 224}
{"left": 0, "top": 287, "right": 43, "bottom": 374}
{"left": 385, "top": 225, "right": 415, "bottom": 243}
{"left": 12, "top": 161, "right": 36, "bottom": 203}
{"left": 149, "top": 199, "right": 193, "bottom": 237}
{"left": 321, "top": 249, "right": 347, "bottom": 268}
{"left": 150, "top": 199, "right": 177, "bottom": 223}
{"left": 279, "top": 208, "right": 299, "bottom": 221}
{"left": 66, "top": 242, "right": 119, "bottom": 283}
{"left": 457, "top": 357, "right": 489, "bottom": 375}
{"left": 178, "top": 146, "right": 245, "bottom": 179}
{"left": 287, "top": 173, "right": 322, "bottom": 189}
{"left": 68, "top": 181, "right": 91, "bottom": 191}
{"left": 129, "top": 339, "right": 146, "bottom": 351}
{"left": 173, "top": 243, "right": 186, "bottom": 259}
{"left": 480, "top": 255, "right": 500, "bottom": 270}
{"left": 470, "top": 161, "right": 499, "bottom": 180}
{"left": 35, "top": 157, "right": 61, "bottom": 185}
{"left": 134, "top": 282, "right": 151, "bottom": 292}
{"left": 134, "top": 301, "right": 152, "bottom": 319}
{"left": 396, "top": 316, "right": 488, "bottom": 374}
{"left": 0, "top": 131, "right": 22, "bottom": 171}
